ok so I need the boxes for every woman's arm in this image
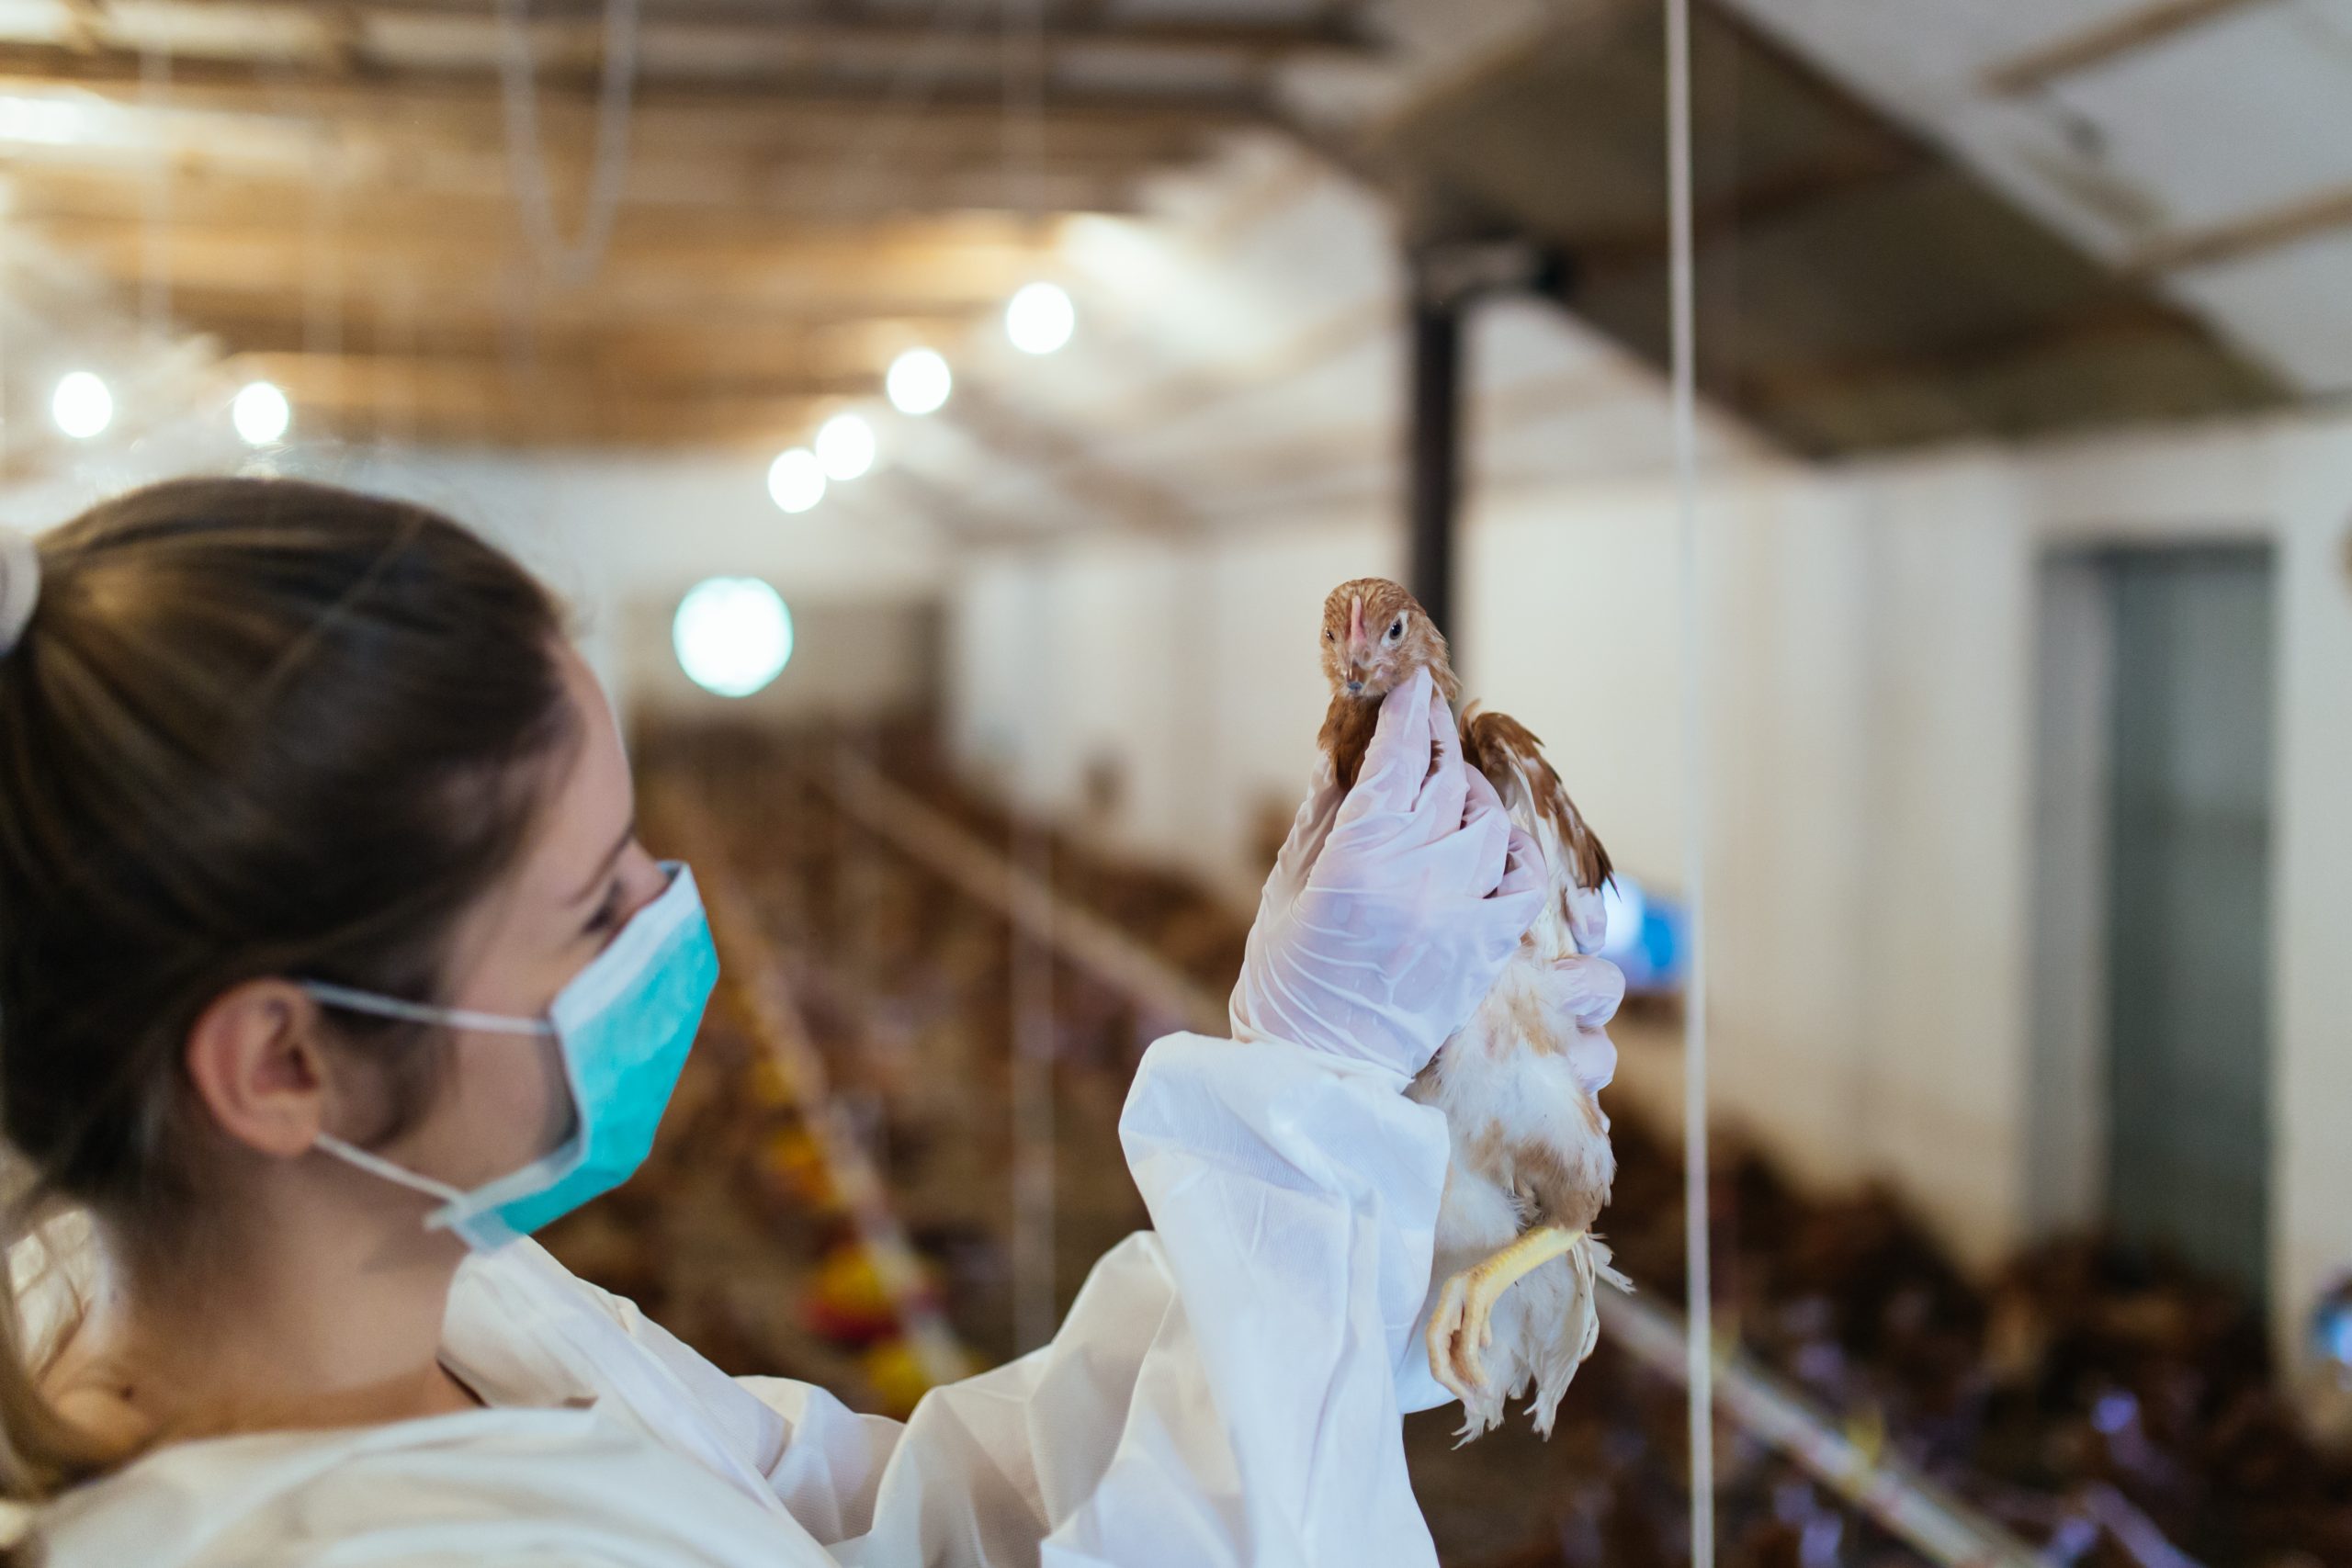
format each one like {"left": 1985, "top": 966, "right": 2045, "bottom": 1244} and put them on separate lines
{"left": 452, "top": 1034, "right": 1447, "bottom": 1566}
{"left": 795, "top": 675, "right": 1543, "bottom": 1564}
{"left": 764, "top": 1029, "right": 1449, "bottom": 1568}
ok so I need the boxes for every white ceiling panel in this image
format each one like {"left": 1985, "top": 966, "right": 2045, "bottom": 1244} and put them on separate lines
{"left": 2043, "top": 4, "right": 2352, "bottom": 233}
{"left": 2170, "top": 229, "right": 2352, "bottom": 391}
{"left": 1706, "top": 0, "right": 2352, "bottom": 400}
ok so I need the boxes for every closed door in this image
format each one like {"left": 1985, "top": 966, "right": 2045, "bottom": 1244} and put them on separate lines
{"left": 2104, "top": 547, "right": 2274, "bottom": 1299}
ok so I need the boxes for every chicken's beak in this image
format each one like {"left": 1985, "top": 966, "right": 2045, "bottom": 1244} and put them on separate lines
{"left": 1340, "top": 597, "right": 1374, "bottom": 695}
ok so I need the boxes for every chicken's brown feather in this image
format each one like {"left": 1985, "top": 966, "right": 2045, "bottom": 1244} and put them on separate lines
{"left": 1459, "top": 705, "right": 1613, "bottom": 893}
{"left": 1319, "top": 694, "right": 1384, "bottom": 793}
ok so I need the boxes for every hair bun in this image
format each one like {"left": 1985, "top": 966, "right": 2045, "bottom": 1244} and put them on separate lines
{"left": 0, "top": 527, "right": 40, "bottom": 657}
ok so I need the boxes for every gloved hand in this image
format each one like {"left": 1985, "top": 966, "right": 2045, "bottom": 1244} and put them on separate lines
{"left": 1231, "top": 667, "right": 1547, "bottom": 1078}
{"left": 1532, "top": 953, "right": 1624, "bottom": 1098}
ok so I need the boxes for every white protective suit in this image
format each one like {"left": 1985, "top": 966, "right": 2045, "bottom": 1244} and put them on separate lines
{"left": 10, "top": 670, "right": 1579, "bottom": 1568}
{"left": 11, "top": 1031, "right": 1465, "bottom": 1568}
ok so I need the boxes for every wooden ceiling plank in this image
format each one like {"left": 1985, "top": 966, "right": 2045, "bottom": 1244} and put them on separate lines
{"left": 1980, "top": 0, "right": 2273, "bottom": 96}
{"left": 232, "top": 347, "right": 878, "bottom": 405}
{"left": 321, "top": 0, "right": 1381, "bottom": 62}
{"left": 0, "top": 152, "right": 1148, "bottom": 225}
{"left": 0, "top": 68, "right": 1224, "bottom": 187}
{"left": 2128, "top": 182, "right": 2352, "bottom": 274}
{"left": 0, "top": 180, "right": 1065, "bottom": 248}
{"left": 0, "top": 38, "right": 1276, "bottom": 119}
{"left": 165, "top": 281, "right": 983, "bottom": 346}
{"left": 40, "top": 211, "right": 1056, "bottom": 300}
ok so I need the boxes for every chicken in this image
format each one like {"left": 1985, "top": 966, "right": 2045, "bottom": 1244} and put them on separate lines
{"left": 1317, "top": 577, "right": 1628, "bottom": 1441}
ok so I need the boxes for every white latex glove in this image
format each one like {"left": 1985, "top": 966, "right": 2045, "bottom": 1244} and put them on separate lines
{"left": 1533, "top": 953, "right": 1624, "bottom": 1098}
{"left": 1231, "top": 668, "right": 1548, "bottom": 1078}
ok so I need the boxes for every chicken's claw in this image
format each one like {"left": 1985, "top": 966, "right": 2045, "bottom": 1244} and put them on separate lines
{"left": 1427, "top": 1225, "right": 1585, "bottom": 1443}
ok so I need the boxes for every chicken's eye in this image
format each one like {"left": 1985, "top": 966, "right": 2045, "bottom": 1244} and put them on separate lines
{"left": 1385, "top": 615, "right": 1405, "bottom": 643}
{"left": 1323, "top": 628, "right": 1335, "bottom": 643}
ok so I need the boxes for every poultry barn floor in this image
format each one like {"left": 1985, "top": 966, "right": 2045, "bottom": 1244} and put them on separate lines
{"left": 539, "top": 724, "right": 2348, "bottom": 1568}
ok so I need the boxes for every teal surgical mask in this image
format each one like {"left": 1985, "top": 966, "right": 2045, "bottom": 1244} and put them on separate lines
{"left": 306, "top": 862, "right": 718, "bottom": 1251}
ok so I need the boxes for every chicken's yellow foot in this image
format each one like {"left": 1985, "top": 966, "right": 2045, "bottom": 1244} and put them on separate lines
{"left": 1427, "top": 1225, "right": 1581, "bottom": 1401}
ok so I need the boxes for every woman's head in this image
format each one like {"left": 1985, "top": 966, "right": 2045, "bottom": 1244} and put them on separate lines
{"left": 0, "top": 477, "right": 661, "bottom": 1484}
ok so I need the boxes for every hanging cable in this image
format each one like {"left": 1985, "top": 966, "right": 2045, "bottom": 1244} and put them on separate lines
{"left": 493, "top": 0, "right": 639, "bottom": 288}
{"left": 1665, "top": 0, "right": 1715, "bottom": 1562}
{"left": 138, "top": 42, "right": 171, "bottom": 341}
{"left": 1000, "top": 0, "right": 1059, "bottom": 1357}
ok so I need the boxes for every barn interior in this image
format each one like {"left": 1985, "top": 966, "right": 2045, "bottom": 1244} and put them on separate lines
{"left": 3, "top": 0, "right": 2350, "bottom": 1562}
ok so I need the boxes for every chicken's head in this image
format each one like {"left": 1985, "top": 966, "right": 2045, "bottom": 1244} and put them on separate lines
{"left": 1319, "top": 577, "right": 1458, "bottom": 705}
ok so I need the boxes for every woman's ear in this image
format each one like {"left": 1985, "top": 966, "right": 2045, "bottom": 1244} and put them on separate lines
{"left": 183, "top": 980, "right": 332, "bottom": 1158}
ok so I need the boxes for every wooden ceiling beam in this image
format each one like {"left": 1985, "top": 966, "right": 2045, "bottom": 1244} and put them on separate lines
{"left": 0, "top": 69, "right": 1220, "bottom": 195}
{"left": 2127, "top": 182, "right": 2352, "bottom": 274}
{"left": 40, "top": 214, "right": 1051, "bottom": 307}
{"left": 0, "top": 156, "right": 1143, "bottom": 228}
{"left": 1981, "top": 0, "right": 2272, "bottom": 96}
{"left": 231, "top": 348, "right": 876, "bottom": 408}
{"left": 0, "top": 37, "right": 1275, "bottom": 119}
{"left": 3, "top": 184, "right": 1058, "bottom": 252}
{"left": 211, "top": 355, "right": 852, "bottom": 447}
{"left": 156, "top": 291, "right": 989, "bottom": 366}
{"left": 61, "top": 0, "right": 1375, "bottom": 69}
{"left": 286, "top": 395, "right": 837, "bottom": 449}
{"left": 164, "top": 284, "right": 979, "bottom": 356}
{"left": 340, "top": 0, "right": 1379, "bottom": 62}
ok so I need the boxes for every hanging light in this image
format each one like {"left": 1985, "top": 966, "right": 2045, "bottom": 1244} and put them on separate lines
{"left": 885, "top": 348, "right": 951, "bottom": 415}
{"left": 767, "top": 448, "right": 826, "bottom": 514}
{"left": 51, "top": 371, "right": 111, "bottom": 439}
{"left": 1005, "top": 281, "right": 1074, "bottom": 356}
{"left": 232, "top": 380, "right": 291, "bottom": 446}
{"left": 815, "top": 412, "right": 876, "bottom": 481}
{"left": 673, "top": 577, "right": 794, "bottom": 698}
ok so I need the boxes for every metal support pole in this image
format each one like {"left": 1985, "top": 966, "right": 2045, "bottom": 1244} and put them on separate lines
{"left": 1408, "top": 277, "right": 1464, "bottom": 645}
{"left": 1407, "top": 237, "right": 1566, "bottom": 654}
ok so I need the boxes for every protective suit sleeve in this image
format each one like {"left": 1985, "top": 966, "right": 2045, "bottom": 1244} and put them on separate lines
{"left": 1085, "top": 1032, "right": 1452, "bottom": 1566}
{"left": 786, "top": 1029, "right": 1452, "bottom": 1567}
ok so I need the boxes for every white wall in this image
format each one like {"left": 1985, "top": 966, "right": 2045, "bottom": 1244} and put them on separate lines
{"left": 943, "top": 407, "right": 2352, "bottom": 1361}
{"left": 339, "top": 448, "right": 948, "bottom": 720}
{"left": 2, "top": 443, "right": 955, "bottom": 725}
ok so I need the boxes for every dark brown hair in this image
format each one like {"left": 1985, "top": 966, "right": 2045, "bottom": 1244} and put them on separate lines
{"left": 0, "top": 477, "right": 575, "bottom": 1505}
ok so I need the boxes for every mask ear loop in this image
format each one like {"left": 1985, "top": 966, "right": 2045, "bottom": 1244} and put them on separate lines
{"left": 302, "top": 982, "right": 557, "bottom": 1216}
{"left": 313, "top": 1132, "right": 471, "bottom": 1208}
{"left": 302, "top": 980, "right": 556, "bottom": 1036}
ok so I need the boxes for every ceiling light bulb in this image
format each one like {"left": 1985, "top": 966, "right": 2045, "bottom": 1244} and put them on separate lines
{"left": 1006, "top": 281, "right": 1075, "bottom": 355}
{"left": 673, "top": 577, "right": 794, "bottom": 698}
{"left": 51, "top": 371, "right": 111, "bottom": 439}
{"left": 815, "top": 412, "right": 876, "bottom": 480}
{"left": 767, "top": 447, "right": 826, "bottom": 514}
{"left": 232, "top": 380, "right": 291, "bottom": 445}
{"left": 886, "top": 347, "right": 951, "bottom": 415}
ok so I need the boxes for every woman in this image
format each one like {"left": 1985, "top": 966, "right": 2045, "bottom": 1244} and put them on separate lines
{"left": 0, "top": 478, "right": 1620, "bottom": 1566}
